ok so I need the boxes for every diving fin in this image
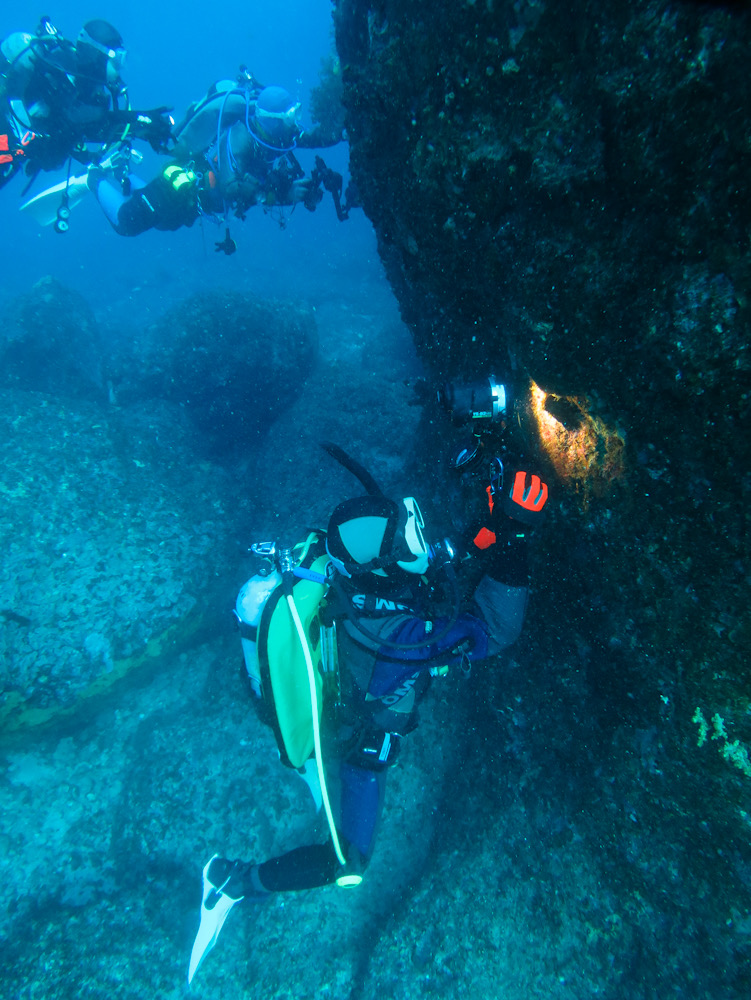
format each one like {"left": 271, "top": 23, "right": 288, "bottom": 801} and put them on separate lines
{"left": 187, "top": 855, "right": 243, "bottom": 985}
{"left": 19, "top": 173, "right": 90, "bottom": 227}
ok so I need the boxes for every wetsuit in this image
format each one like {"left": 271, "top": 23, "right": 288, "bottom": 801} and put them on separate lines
{"left": 246, "top": 564, "right": 525, "bottom": 894}
{"left": 1, "top": 29, "right": 171, "bottom": 194}
{"left": 90, "top": 162, "right": 204, "bottom": 235}
{"left": 1, "top": 30, "right": 121, "bottom": 179}
{"left": 89, "top": 122, "right": 308, "bottom": 237}
{"left": 216, "top": 463, "right": 544, "bottom": 898}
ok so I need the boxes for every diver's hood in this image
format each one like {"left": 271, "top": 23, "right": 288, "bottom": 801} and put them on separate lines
{"left": 326, "top": 494, "right": 429, "bottom": 588}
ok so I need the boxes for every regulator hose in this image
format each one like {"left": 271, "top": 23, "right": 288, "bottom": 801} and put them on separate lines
{"left": 320, "top": 441, "right": 384, "bottom": 497}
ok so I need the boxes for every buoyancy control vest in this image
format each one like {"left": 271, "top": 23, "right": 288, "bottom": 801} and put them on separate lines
{"left": 234, "top": 527, "right": 426, "bottom": 760}
{"left": 236, "top": 530, "right": 355, "bottom": 869}
{"left": 235, "top": 531, "right": 333, "bottom": 770}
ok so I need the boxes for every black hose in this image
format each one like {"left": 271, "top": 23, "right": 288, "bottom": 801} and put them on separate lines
{"left": 320, "top": 442, "right": 384, "bottom": 497}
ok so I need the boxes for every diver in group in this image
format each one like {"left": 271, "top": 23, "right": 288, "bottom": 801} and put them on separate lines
{"left": 87, "top": 79, "right": 350, "bottom": 251}
{"left": 188, "top": 377, "right": 549, "bottom": 983}
{"left": 0, "top": 16, "right": 172, "bottom": 192}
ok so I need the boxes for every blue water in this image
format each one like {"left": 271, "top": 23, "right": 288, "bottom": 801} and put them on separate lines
{"left": 0, "top": 1, "right": 384, "bottom": 319}
{"left": 0, "top": 9, "right": 418, "bottom": 996}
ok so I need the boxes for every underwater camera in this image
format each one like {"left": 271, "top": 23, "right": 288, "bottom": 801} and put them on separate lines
{"left": 438, "top": 375, "right": 512, "bottom": 429}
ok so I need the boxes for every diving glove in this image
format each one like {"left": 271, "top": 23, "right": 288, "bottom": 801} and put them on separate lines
{"left": 500, "top": 469, "right": 549, "bottom": 526}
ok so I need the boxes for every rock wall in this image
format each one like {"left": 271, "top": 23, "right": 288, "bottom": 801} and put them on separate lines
{"left": 335, "top": 0, "right": 751, "bottom": 768}
{"left": 334, "top": 0, "right": 751, "bottom": 994}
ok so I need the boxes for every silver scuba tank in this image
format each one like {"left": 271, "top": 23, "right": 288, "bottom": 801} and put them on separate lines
{"left": 234, "top": 567, "right": 281, "bottom": 696}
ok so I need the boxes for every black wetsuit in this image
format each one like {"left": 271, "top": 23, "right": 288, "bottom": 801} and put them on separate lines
{"left": 1, "top": 32, "right": 123, "bottom": 181}
{"left": 244, "top": 474, "right": 537, "bottom": 892}
{"left": 252, "top": 597, "right": 491, "bottom": 891}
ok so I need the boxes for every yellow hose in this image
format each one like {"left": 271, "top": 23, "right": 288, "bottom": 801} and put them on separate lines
{"left": 285, "top": 592, "right": 346, "bottom": 866}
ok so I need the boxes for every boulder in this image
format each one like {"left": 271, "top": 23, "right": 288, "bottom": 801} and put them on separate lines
{"left": 138, "top": 291, "right": 318, "bottom": 454}
{"left": 1, "top": 276, "right": 105, "bottom": 399}
{"left": 0, "top": 388, "right": 236, "bottom": 727}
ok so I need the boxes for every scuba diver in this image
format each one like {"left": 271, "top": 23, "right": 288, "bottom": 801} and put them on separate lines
{"left": 188, "top": 376, "right": 549, "bottom": 983}
{"left": 87, "top": 74, "right": 355, "bottom": 252}
{"left": 0, "top": 17, "right": 173, "bottom": 196}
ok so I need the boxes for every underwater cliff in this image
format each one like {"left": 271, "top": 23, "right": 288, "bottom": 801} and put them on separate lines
{"left": 334, "top": 0, "right": 751, "bottom": 996}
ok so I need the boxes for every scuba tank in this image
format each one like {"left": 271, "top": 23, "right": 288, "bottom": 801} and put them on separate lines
{"left": 234, "top": 557, "right": 282, "bottom": 697}
{"left": 173, "top": 71, "right": 262, "bottom": 158}
{"left": 236, "top": 533, "right": 348, "bottom": 868}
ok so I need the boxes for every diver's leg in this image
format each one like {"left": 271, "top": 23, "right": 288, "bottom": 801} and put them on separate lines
{"left": 88, "top": 171, "right": 156, "bottom": 236}
{"left": 253, "top": 762, "right": 386, "bottom": 890}
{"left": 472, "top": 574, "right": 528, "bottom": 655}
{"left": 189, "top": 839, "right": 341, "bottom": 984}
{"left": 335, "top": 761, "right": 386, "bottom": 871}
{"left": 188, "top": 760, "right": 386, "bottom": 980}
{"left": 211, "top": 761, "right": 386, "bottom": 895}
{"left": 253, "top": 842, "right": 341, "bottom": 891}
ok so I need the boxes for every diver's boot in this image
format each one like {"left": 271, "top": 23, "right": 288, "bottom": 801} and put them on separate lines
{"left": 206, "top": 855, "right": 271, "bottom": 902}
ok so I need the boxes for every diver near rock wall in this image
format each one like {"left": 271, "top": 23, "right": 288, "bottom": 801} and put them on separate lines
{"left": 188, "top": 377, "right": 550, "bottom": 983}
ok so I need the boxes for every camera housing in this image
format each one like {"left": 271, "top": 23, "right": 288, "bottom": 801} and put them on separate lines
{"left": 438, "top": 375, "right": 512, "bottom": 429}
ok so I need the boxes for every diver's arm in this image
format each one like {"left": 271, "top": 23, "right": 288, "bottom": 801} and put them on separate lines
{"left": 251, "top": 168, "right": 321, "bottom": 211}
{"left": 296, "top": 122, "right": 345, "bottom": 149}
{"left": 99, "top": 106, "right": 174, "bottom": 152}
{"left": 223, "top": 173, "right": 264, "bottom": 216}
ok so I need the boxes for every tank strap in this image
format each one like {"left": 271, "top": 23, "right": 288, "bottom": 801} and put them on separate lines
{"left": 236, "top": 619, "right": 257, "bottom": 641}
